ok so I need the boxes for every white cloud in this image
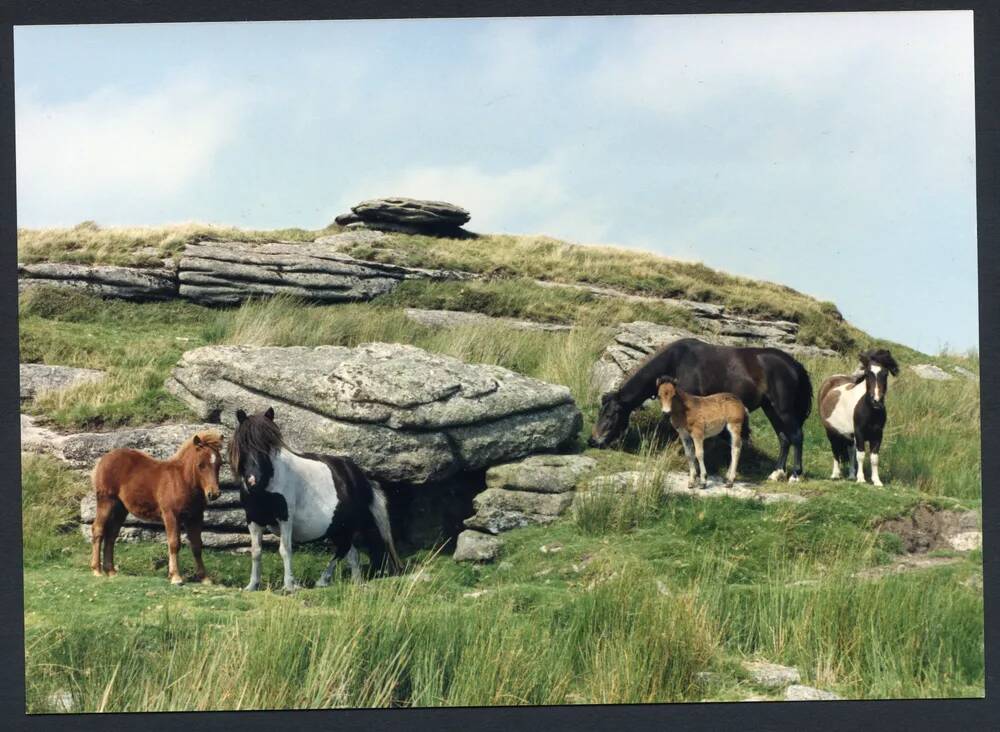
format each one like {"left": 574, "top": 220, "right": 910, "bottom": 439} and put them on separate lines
{"left": 16, "top": 76, "right": 248, "bottom": 221}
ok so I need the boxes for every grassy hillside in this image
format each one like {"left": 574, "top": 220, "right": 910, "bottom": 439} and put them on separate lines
{"left": 19, "top": 222, "right": 868, "bottom": 352}
{"left": 18, "top": 226, "right": 983, "bottom": 711}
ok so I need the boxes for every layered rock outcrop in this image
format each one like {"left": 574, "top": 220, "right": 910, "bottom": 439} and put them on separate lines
{"left": 165, "top": 342, "right": 582, "bottom": 485}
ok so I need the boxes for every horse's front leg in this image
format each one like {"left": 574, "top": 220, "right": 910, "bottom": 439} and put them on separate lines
{"left": 277, "top": 519, "right": 298, "bottom": 592}
{"left": 855, "top": 433, "right": 868, "bottom": 484}
{"left": 161, "top": 510, "right": 184, "bottom": 585}
{"left": 693, "top": 430, "right": 709, "bottom": 489}
{"left": 869, "top": 432, "right": 884, "bottom": 487}
{"left": 679, "top": 430, "right": 698, "bottom": 486}
{"left": 244, "top": 521, "right": 264, "bottom": 591}
{"left": 187, "top": 515, "right": 210, "bottom": 584}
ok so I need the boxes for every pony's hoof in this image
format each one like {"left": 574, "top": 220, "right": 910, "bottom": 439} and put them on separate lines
{"left": 768, "top": 469, "right": 786, "bottom": 482}
{"left": 873, "top": 479, "right": 883, "bottom": 487}
{"left": 725, "top": 480, "right": 735, "bottom": 488}
{"left": 243, "top": 583, "right": 260, "bottom": 592}
{"left": 315, "top": 578, "right": 331, "bottom": 588}
{"left": 170, "top": 576, "right": 184, "bottom": 586}
{"left": 105, "top": 569, "right": 118, "bottom": 578}
{"left": 200, "top": 577, "right": 213, "bottom": 586}
{"left": 788, "top": 474, "right": 801, "bottom": 483}
{"left": 282, "top": 582, "right": 300, "bottom": 594}
{"left": 92, "top": 569, "right": 103, "bottom": 578}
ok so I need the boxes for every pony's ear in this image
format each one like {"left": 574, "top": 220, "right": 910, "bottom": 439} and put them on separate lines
{"left": 655, "top": 375, "right": 669, "bottom": 387}
{"left": 193, "top": 434, "right": 203, "bottom": 447}
{"left": 883, "top": 351, "right": 900, "bottom": 376}
{"left": 236, "top": 409, "right": 247, "bottom": 424}
{"left": 264, "top": 406, "right": 275, "bottom": 421}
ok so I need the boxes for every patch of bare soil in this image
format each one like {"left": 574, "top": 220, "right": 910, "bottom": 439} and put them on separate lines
{"left": 875, "top": 504, "right": 980, "bottom": 554}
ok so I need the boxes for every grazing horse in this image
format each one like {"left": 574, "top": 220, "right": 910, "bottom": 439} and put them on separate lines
{"left": 819, "top": 349, "right": 900, "bottom": 486}
{"left": 589, "top": 338, "right": 813, "bottom": 481}
{"left": 228, "top": 407, "right": 402, "bottom": 592}
{"left": 656, "top": 376, "right": 750, "bottom": 487}
{"left": 90, "top": 431, "right": 223, "bottom": 584}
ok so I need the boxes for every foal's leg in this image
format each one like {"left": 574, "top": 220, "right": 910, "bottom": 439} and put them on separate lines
{"left": 679, "top": 430, "right": 698, "bottom": 486}
{"left": 277, "top": 519, "right": 298, "bottom": 592}
{"left": 161, "top": 510, "right": 184, "bottom": 585}
{"left": 244, "top": 521, "right": 264, "bottom": 591}
{"left": 692, "top": 428, "right": 709, "bottom": 488}
{"left": 726, "top": 421, "right": 742, "bottom": 487}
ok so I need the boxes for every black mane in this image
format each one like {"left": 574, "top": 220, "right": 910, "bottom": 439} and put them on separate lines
{"left": 228, "top": 412, "right": 286, "bottom": 475}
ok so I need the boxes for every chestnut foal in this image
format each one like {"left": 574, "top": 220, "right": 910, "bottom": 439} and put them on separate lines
{"left": 656, "top": 376, "right": 751, "bottom": 488}
{"left": 90, "top": 431, "right": 223, "bottom": 584}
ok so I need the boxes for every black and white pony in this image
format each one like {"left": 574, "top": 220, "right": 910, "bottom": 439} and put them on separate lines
{"left": 818, "top": 349, "right": 900, "bottom": 486}
{"left": 228, "top": 407, "right": 401, "bottom": 591}
{"left": 589, "top": 338, "right": 813, "bottom": 482}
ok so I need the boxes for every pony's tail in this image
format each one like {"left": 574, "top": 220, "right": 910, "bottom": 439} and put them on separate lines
{"left": 370, "top": 484, "right": 403, "bottom": 573}
{"left": 740, "top": 409, "right": 752, "bottom": 445}
{"left": 792, "top": 359, "right": 814, "bottom": 424}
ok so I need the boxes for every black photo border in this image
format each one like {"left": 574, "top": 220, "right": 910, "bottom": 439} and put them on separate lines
{"left": 1, "top": 1, "right": 996, "bottom": 730}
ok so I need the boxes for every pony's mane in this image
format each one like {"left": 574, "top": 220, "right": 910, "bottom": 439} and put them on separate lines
{"left": 172, "top": 430, "right": 223, "bottom": 459}
{"left": 228, "top": 415, "right": 286, "bottom": 473}
{"left": 860, "top": 348, "right": 900, "bottom": 376}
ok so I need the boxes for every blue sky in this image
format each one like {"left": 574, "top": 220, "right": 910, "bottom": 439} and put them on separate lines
{"left": 15, "top": 12, "right": 977, "bottom": 354}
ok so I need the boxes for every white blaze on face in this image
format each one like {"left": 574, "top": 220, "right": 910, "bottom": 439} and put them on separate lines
{"left": 209, "top": 452, "right": 216, "bottom": 465}
{"left": 870, "top": 364, "right": 883, "bottom": 401}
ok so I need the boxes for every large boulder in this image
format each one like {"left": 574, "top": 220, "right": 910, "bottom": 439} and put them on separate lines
{"left": 463, "top": 487, "right": 575, "bottom": 534}
{"left": 177, "top": 241, "right": 466, "bottom": 306}
{"left": 18, "top": 262, "right": 177, "bottom": 301}
{"left": 351, "top": 197, "right": 470, "bottom": 235}
{"left": 165, "top": 342, "right": 581, "bottom": 485}
{"left": 20, "top": 363, "right": 106, "bottom": 402}
{"left": 485, "top": 454, "right": 597, "bottom": 494}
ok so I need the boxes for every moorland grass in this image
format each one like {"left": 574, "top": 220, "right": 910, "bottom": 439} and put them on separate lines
{"left": 18, "top": 285, "right": 983, "bottom": 710}
{"left": 19, "top": 223, "right": 860, "bottom": 349}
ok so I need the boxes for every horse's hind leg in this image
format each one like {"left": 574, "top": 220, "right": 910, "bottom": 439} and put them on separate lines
{"left": 692, "top": 430, "right": 709, "bottom": 488}
{"left": 726, "top": 421, "right": 743, "bottom": 487}
{"left": 91, "top": 496, "right": 121, "bottom": 576}
{"left": 760, "top": 400, "right": 790, "bottom": 481}
{"left": 317, "top": 533, "right": 352, "bottom": 588}
{"left": 787, "top": 424, "right": 805, "bottom": 482}
{"left": 678, "top": 431, "right": 698, "bottom": 486}
{"left": 101, "top": 500, "right": 127, "bottom": 576}
{"left": 346, "top": 546, "right": 362, "bottom": 583}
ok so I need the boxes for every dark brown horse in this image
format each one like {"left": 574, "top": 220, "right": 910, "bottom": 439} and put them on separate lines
{"left": 90, "top": 431, "right": 223, "bottom": 584}
{"left": 590, "top": 338, "right": 813, "bottom": 481}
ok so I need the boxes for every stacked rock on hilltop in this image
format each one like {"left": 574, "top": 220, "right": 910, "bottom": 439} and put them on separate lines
{"left": 334, "top": 197, "right": 472, "bottom": 236}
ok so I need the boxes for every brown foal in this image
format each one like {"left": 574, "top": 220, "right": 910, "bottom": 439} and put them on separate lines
{"left": 89, "top": 431, "right": 223, "bottom": 584}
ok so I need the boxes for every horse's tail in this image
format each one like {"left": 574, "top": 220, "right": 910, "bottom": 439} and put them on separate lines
{"left": 791, "top": 357, "right": 814, "bottom": 424}
{"left": 740, "top": 408, "right": 752, "bottom": 444}
{"left": 369, "top": 483, "right": 403, "bottom": 573}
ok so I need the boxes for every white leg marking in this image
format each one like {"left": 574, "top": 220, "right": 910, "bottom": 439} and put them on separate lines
{"left": 244, "top": 521, "right": 263, "bottom": 592}
{"left": 346, "top": 546, "right": 362, "bottom": 583}
{"left": 317, "top": 553, "right": 338, "bottom": 587}
{"left": 727, "top": 433, "right": 740, "bottom": 486}
{"left": 871, "top": 453, "right": 882, "bottom": 487}
{"left": 831, "top": 457, "right": 841, "bottom": 480}
{"left": 856, "top": 449, "right": 867, "bottom": 484}
{"left": 277, "top": 519, "right": 297, "bottom": 591}
{"left": 768, "top": 469, "right": 786, "bottom": 482}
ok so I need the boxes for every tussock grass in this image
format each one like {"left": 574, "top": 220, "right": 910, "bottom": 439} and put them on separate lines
{"left": 17, "top": 221, "right": 327, "bottom": 267}
{"left": 19, "top": 223, "right": 858, "bottom": 348}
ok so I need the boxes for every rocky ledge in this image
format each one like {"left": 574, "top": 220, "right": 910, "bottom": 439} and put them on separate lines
{"left": 165, "top": 342, "right": 582, "bottom": 485}
{"left": 20, "top": 363, "right": 106, "bottom": 402}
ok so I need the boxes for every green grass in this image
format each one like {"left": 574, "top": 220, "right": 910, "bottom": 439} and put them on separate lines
{"left": 22, "top": 453, "right": 982, "bottom": 711}
{"left": 18, "top": 279, "right": 983, "bottom": 711}
{"left": 19, "top": 223, "right": 865, "bottom": 350}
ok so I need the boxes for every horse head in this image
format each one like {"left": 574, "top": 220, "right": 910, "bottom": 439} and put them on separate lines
{"left": 230, "top": 406, "right": 281, "bottom": 491}
{"left": 189, "top": 431, "right": 223, "bottom": 502}
{"left": 588, "top": 391, "right": 631, "bottom": 448}
{"left": 655, "top": 375, "right": 679, "bottom": 409}
{"left": 858, "top": 349, "right": 900, "bottom": 407}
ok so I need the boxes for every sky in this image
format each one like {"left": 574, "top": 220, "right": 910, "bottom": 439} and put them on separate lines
{"left": 14, "top": 12, "right": 978, "bottom": 354}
